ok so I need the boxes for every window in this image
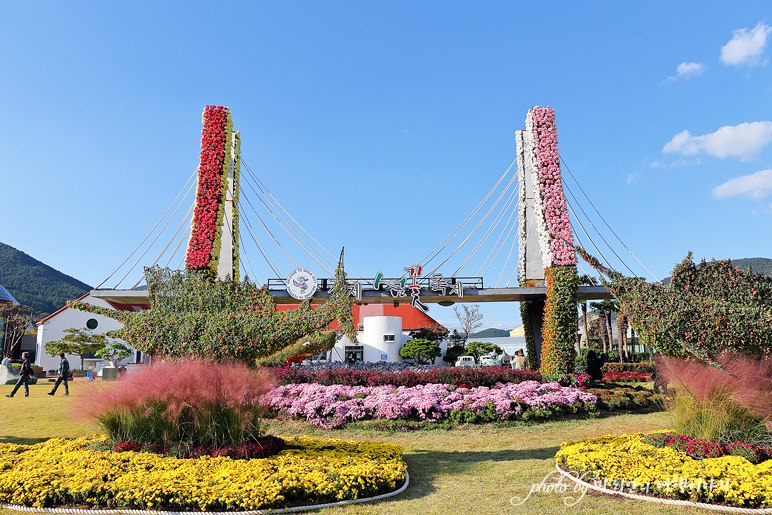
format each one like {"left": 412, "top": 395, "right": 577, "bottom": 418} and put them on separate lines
{"left": 86, "top": 318, "right": 99, "bottom": 330}
{"left": 383, "top": 334, "right": 395, "bottom": 342}
{"left": 344, "top": 346, "right": 363, "bottom": 363}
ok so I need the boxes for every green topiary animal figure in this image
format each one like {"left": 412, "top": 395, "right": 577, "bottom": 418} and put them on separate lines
{"left": 69, "top": 250, "right": 357, "bottom": 364}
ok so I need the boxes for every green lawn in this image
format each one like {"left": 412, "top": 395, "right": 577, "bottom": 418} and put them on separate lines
{"left": 0, "top": 381, "right": 715, "bottom": 514}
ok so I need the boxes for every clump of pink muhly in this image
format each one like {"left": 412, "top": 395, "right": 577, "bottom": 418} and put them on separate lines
{"left": 658, "top": 353, "right": 772, "bottom": 423}
{"left": 81, "top": 357, "right": 275, "bottom": 446}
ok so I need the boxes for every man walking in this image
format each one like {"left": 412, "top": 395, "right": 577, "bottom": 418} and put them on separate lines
{"left": 48, "top": 353, "right": 70, "bottom": 397}
{"left": 5, "top": 352, "right": 33, "bottom": 398}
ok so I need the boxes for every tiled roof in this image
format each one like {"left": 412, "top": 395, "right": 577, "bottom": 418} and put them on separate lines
{"left": 276, "top": 303, "right": 441, "bottom": 331}
{"left": 0, "top": 284, "right": 17, "bottom": 304}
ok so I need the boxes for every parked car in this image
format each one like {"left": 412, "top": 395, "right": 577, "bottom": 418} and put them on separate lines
{"left": 455, "top": 356, "right": 476, "bottom": 367}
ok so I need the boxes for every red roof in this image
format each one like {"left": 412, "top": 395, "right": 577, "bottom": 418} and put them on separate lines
{"left": 276, "top": 303, "right": 441, "bottom": 331}
{"left": 37, "top": 292, "right": 90, "bottom": 326}
{"left": 36, "top": 293, "right": 151, "bottom": 326}
{"left": 106, "top": 301, "right": 151, "bottom": 312}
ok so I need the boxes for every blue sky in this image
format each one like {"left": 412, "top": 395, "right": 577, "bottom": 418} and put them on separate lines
{"left": 1, "top": 2, "right": 771, "bottom": 330}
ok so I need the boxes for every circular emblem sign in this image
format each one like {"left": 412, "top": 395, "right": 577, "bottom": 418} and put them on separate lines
{"left": 286, "top": 268, "right": 318, "bottom": 300}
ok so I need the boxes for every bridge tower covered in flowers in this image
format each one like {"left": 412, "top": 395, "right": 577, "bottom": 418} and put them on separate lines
{"left": 516, "top": 107, "right": 579, "bottom": 373}
{"left": 185, "top": 105, "right": 241, "bottom": 281}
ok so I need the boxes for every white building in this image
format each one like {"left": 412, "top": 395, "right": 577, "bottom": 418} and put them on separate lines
{"left": 35, "top": 292, "right": 146, "bottom": 372}
{"left": 280, "top": 303, "right": 447, "bottom": 363}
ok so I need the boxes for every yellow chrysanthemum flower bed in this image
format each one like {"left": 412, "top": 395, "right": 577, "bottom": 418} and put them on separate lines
{"left": 555, "top": 431, "right": 772, "bottom": 508}
{"left": 0, "top": 435, "right": 407, "bottom": 511}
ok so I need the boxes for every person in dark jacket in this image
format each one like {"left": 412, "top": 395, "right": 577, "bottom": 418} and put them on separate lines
{"left": 6, "top": 352, "right": 33, "bottom": 398}
{"left": 47, "top": 353, "right": 70, "bottom": 396}
{"left": 586, "top": 350, "right": 604, "bottom": 381}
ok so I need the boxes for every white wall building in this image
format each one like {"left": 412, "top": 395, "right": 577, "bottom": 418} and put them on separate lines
{"left": 35, "top": 292, "right": 145, "bottom": 372}
{"left": 282, "top": 303, "right": 447, "bottom": 364}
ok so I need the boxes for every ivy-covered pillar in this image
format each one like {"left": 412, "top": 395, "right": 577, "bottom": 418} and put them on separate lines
{"left": 520, "top": 300, "right": 543, "bottom": 370}
{"left": 516, "top": 106, "right": 578, "bottom": 374}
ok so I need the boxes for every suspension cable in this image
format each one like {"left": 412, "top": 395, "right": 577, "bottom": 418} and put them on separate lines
{"left": 454, "top": 174, "right": 520, "bottom": 276}
{"left": 241, "top": 160, "right": 336, "bottom": 273}
{"left": 238, "top": 181, "right": 299, "bottom": 270}
{"left": 149, "top": 199, "right": 195, "bottom": 269}
{"left": 164, "top": 208, "right": 193, "bottom": 269}
{"left": 484, "top": 207, "right": 519, "bottom": 279}
{"left": 239, "top": 172, "right": 334, "bottom": 276}
{"left": 565, "top": 197, "right": 614, "bottom": 270}
{"left": 114, "top": 172, "right": 198, "bottom": 289}
{"left": 561, "top": 179, "right": 636, "bottom": 276}
{"left": 497, "top": 210, "right": 521, "bottom": 288}
{"left": 417, "top": 157, "right": 517, "bottom": 270}
{"left": 238, "top": 232, "right": 258, "bottom": 283}
{"left": 561, "top": 156, "right": 660, "bottom": 282}
{"left": 475, "top": 187, "right": 521, "bottom": 276}
{"left": 94, "top": 168, "right": 198, "bottom": 289}
{"left": 239, "top": 201, "right": 286, "bottom": 281}
{"left": 427, "top": 165, "right": 518, "bottom": 277}
{"left": 241, "top": 158, "right": 371, "bottom": 283}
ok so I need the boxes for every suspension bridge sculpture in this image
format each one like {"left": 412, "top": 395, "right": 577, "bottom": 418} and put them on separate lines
{"left": 87, "top": 104, "right": 611, "bottom": 372}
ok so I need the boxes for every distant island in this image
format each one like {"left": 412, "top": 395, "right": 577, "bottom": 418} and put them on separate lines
{"left": 470, "top": 328, "right": 511, "bottom": 338}
{"left": 0, "top": 241, "right": 92, "bottom": 317}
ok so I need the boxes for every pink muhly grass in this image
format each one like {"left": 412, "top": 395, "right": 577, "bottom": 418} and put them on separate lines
{"left": 83, "top": 358, "right": 274, "bottom": 447}
{"left": 657, "top": 353, "right": 772, "bottom": 444}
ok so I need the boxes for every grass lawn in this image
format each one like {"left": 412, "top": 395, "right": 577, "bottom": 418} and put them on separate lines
{"left": 0, "top": 381, "right": 715, "bottom": 515}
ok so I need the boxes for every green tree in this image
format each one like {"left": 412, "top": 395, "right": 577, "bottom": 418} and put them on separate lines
{"left": 399, "top": 338, "right": 441, "bottom": 365}
{"left": 96, "top": 339, "right": 134, "bottom": 368}
{"left": 443, "top": 343, "right": 466, "bottom": 364}
{"left": 45, "top": 328, "right": 108, "bottom": 370}
{"left": 465, "top": 341, "right": 502, "bottom": 361}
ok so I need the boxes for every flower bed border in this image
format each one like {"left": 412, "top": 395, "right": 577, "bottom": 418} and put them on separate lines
{"left": 555, "top": 463, "right": 772, "bottom": 514}
{"left": 0, "top": 436, "right": 406, "bottom": 511}
{"left": 1, "top": 471, "right": 409, "bottom": 515}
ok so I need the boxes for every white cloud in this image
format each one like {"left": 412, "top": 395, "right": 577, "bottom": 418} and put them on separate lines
{"left": 713, "top": 169, "right": 772, "bottom": 200}
{"left": 677, "top": 61, "right": 705, "bottom": 77}
{"left": 720, "top": 22, "right": 771, "bottom": 67}
{"left": 662, "top": 121, "right": 772, "bottom": 162}
{"left": 626, "top": 172, "right": 640, "bottom": 183}
{"left": 664, "top": 62, "right": 706, "bottom": 82}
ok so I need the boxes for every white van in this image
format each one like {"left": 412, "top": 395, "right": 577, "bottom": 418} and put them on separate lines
{"left": 455, "top": 356, "right": 476, "bottom": 367}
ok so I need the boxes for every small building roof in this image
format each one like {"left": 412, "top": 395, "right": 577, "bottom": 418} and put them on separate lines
{"left": 276, "top": 303, "right": 442, "bottom": 331}
{"left": 0, "top": 284, "right": 17, "bottom": 304}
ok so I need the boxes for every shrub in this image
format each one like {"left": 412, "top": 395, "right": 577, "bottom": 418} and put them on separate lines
{"left": 602, "top": 371, "right": 653, "bottom": 383}
{"left": 583, "top": 385, "right": 659, "bottom": 411}
{"left": 270, "top": 365, "right": 541, "bottom": 388}
{"left": 84, "top": 358, "right": 274, "bottom": 448}
{"left": 602, "top": 362, "right": 655, "bottom": 374}
{"left": 399, "top": 338, "right": 441, "bottom": 365}
{"left": 640, "top": 432, "right": 772, "bottom": 464}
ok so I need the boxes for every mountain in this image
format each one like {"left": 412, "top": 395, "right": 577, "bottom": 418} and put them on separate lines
{"left": 471, "top": 328, "right": 511, "bottom": 338}
{"left": 730, "top": 258, "right": 772, "bottom": 276}
{"left": 0, "top": 242, "right": 92, "bottom": 318}
{"left": 659, "top": 257, "right": 772, "bottom": 286}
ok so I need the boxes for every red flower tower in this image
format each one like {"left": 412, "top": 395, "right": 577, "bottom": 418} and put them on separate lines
{"left": 186, "top": 105, "right": 241, "bottom": 281}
